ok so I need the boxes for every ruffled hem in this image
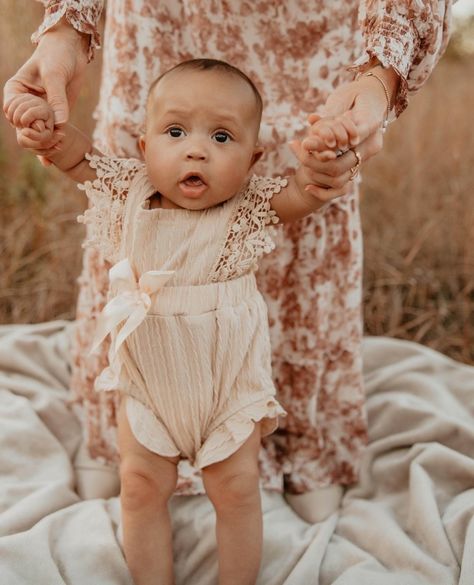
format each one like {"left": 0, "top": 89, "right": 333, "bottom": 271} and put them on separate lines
{"left": 126, "top": 397, "right": 180, "bottom": 458}
{"left": 194, "top": 396, "right": 287, "bottom": 469}
{"left": 123, "top": 394, "right": 286, "bottom": 469}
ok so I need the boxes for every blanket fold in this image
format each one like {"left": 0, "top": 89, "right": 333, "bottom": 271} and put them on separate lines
{"left": 0, "top": 322, "right": 472, "bottom": 584}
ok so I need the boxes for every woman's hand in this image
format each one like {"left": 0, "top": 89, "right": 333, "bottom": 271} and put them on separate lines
{"left": 7, "top": 94, "right": 64, "bottom": 160}
{"left": 293, "top": 64, "right": 399, "bottom": 198}
{"left": 291, "top": 125, "right": 384, "bottom": 199}
{"left": 3, "top": 18, "right": 89, "bottom": 128}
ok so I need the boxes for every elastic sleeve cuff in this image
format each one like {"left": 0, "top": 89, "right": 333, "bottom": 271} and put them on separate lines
{"left": 348, "top": 14, "right": 421, "bottom": 118}
{"left": 31, "top": 0, "right": 103, "bottom": 62}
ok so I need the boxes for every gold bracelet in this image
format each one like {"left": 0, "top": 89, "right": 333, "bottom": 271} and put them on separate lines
{"left": 357, "top": 71, "right": 391, "bottom": 133}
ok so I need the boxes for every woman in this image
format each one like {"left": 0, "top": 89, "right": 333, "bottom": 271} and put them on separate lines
{"left": 4, "top": 0, "right": 452, "bottom": 522}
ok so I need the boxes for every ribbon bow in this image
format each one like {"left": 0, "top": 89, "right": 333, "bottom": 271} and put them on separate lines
{"left": 90, "top": 258, "right": 175, "bottom": 357}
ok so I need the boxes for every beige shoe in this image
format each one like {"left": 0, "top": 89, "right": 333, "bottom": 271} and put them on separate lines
{"left": 284, "top": 485, "right": 343, "bottom": 523}
{"left": 73, "top": 441, "right": 120, "bottom": 500}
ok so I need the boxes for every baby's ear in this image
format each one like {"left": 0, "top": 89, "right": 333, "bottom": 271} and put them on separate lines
{"left": 249, "top": 145, "right": 264, "bottom": 169}
{"left": 138, "top": 135, "right": 146, "bottom": 157}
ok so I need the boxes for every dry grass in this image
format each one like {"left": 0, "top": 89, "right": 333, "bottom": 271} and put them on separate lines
{"left": 1, "top": 3, "right": 473, "bottom": 363}
{"left": 361, "top": 56, "right": 474, "bottom": 363}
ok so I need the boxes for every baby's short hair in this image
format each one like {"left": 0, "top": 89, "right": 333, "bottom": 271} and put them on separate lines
{"left": 148, "top": 58, "right": 263, "bottom": 124}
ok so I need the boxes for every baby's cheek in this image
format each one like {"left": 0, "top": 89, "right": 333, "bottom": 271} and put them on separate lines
{"left": 224, "top": 160, "right": 248, "bottom": 192}
{"left": 145, "top": 159, "right": 167, "bottom": 191}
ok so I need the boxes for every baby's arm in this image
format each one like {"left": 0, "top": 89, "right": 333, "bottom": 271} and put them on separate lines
{"left": 270, "top": 164, "right": 343, "bottom": 224}
{"left": 7, "top": 94, "right": 99, "bottom": 183}
{"left": 270, "top": 114, "right": 361, "bottom": 222}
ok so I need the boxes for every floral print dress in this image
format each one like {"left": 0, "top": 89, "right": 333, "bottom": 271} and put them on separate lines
{"left": 34, "top": 0, "right": 453, "bottom": 495}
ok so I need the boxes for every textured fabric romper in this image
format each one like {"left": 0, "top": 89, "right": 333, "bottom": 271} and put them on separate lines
{"left": 78, "top": 154, "right": 287, "bottom": 469}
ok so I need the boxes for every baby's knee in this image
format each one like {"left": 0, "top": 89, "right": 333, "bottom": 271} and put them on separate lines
{"left": 120, "top": 460, "right": 177, "bottom": 511}
{"left": 205, "top": 470, "right": 260, "bottom": 513}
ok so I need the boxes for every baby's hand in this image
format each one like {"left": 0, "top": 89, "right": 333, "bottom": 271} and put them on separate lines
{"left": 301, "top": 112, "right": 360, "bottom": 162}
{"left": 5, "top": 94, "right": 63, "bottom": 161}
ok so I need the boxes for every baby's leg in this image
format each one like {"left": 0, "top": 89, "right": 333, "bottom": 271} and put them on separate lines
{"left": 202, "top": 422, "right": 262, "bottom": 585}
{"left": 117, "top": 398, "right": 179, "bottom": 585}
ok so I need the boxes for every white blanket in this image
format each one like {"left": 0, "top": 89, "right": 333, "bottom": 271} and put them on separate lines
{"left": 0, "top": 321, "right": 472, "bottom": 585}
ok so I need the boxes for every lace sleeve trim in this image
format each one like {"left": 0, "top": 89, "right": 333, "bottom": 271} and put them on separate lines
{"left": 208, "top": 175, "right": 286, "bottom": 283}
{"left": 76, "top": 153, "right": 143, "bottom": 263}
{"left": 31, "top": 0, "right": 104, "bottom": 62}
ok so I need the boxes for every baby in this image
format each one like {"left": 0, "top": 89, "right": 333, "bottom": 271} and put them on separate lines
{"left": 7, "top": 59, "right": 359, "bottom": 585}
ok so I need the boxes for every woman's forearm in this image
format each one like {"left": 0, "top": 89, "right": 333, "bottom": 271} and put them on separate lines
{"left": 32, "top": 0, "right": 105, "bottom": 62}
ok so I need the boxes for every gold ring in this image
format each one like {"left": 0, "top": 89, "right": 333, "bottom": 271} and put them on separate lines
{"left": 349, "top": 148, "right": 362, "bottom": 181}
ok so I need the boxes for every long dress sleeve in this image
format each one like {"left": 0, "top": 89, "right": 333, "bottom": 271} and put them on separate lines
{"left": 31, "top": 0, "right": 104, "bottom": 61}
{"left": 351, "top": 0, "right": 454, "bottom": 117}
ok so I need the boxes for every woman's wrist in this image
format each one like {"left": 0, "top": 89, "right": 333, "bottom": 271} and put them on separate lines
{"left": 39, "top": 16, "right": 90, "bottom": 56}
{"left": 363, "top": 59, "right": 400, "bottom": 110}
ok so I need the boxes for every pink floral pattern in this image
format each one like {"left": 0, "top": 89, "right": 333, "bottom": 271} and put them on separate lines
{"left": 34, "top": 0, "right": 452, "bottom": 495}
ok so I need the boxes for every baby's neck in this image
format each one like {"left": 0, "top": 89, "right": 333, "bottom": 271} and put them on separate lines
{"left": 149, "top": 191, "right": 229, "bottom": 211}
{"left": 148, "top": 192, "right": 179, "bottom": 210}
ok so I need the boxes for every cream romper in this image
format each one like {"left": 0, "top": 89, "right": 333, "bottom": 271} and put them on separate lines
{"left": 78, "top": 154, "right": 287, "bottom": 469}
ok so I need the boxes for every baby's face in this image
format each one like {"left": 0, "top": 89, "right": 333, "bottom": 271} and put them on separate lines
{"left": 140, "top": 68, "right": 263, "bottom": 210}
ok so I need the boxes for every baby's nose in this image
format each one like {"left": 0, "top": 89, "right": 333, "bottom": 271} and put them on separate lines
{"left": 185, "top": 143, "right": 207, "bottom": 160}
{"left": 186, "top": 151, "right": 207, "bottom": 161}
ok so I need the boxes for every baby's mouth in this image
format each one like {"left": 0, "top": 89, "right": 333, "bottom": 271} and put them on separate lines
{"left": 180, "top": 173, "right": 207, "bottom": 187}
{"left": 178, "top": 172, "right": 208, "bottom": 198}
{"left": 183, "top": 176, "right": 204, "bottom": 187}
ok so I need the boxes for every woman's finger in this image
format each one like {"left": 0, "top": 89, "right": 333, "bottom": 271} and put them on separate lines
{"left": 17, "top": 132, "right": 59, "bottom": 154}
{"left": 317, "top": 150, "right": 339, "bottom": 162}
{"left": 11, "top": 97, "right": 46, "bottom": 127}
{"left": 307, "top": 113, "right": 323, "bottom": 125}
{"left": 305, "top": 167, "right": 354, "bottom": 190}
{"left": 5, "top": 94, "right": 37, "bottom": 124}
{"left": 305, "top": 181, "right": 351, "bottom": 203}
{"left": 19, "top": 104, "right": 53, "bottom": 128}
{"left": 303, "top": 145, "right": 363, "bottom": 189}
{"left": 18, "top": 126, "right": 61, "bottom": 150}
{"left": 308, "top": 131, "right": 385, "bottom": 191}
{"left": 301, "top": 135, "right": 328, "bottom": 154}
{"left": 301, "top": 147, "right": 354, "bottom": 176}
{"left": 31, "top": 120, "right": 46, "bottom": 132}
{"left": 4, "top": 93, "right": 34, "bottom": 111}
{"left": 3, "top": 73, "right": 44, "bottom": 108}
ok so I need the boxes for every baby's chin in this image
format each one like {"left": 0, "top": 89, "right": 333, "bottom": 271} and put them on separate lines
{"left": 168, "top": 196, "right": 229, "bottom": 211}
{"left": 160, "top": 189, "right": 236, "bottom": 211}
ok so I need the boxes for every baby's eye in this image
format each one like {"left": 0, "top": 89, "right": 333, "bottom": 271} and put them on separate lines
{"left": 167, "top": 127, "right": 185, "bottom": 138}
{"left": 213, "top": 131, "right": 232, "bottom": 144}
